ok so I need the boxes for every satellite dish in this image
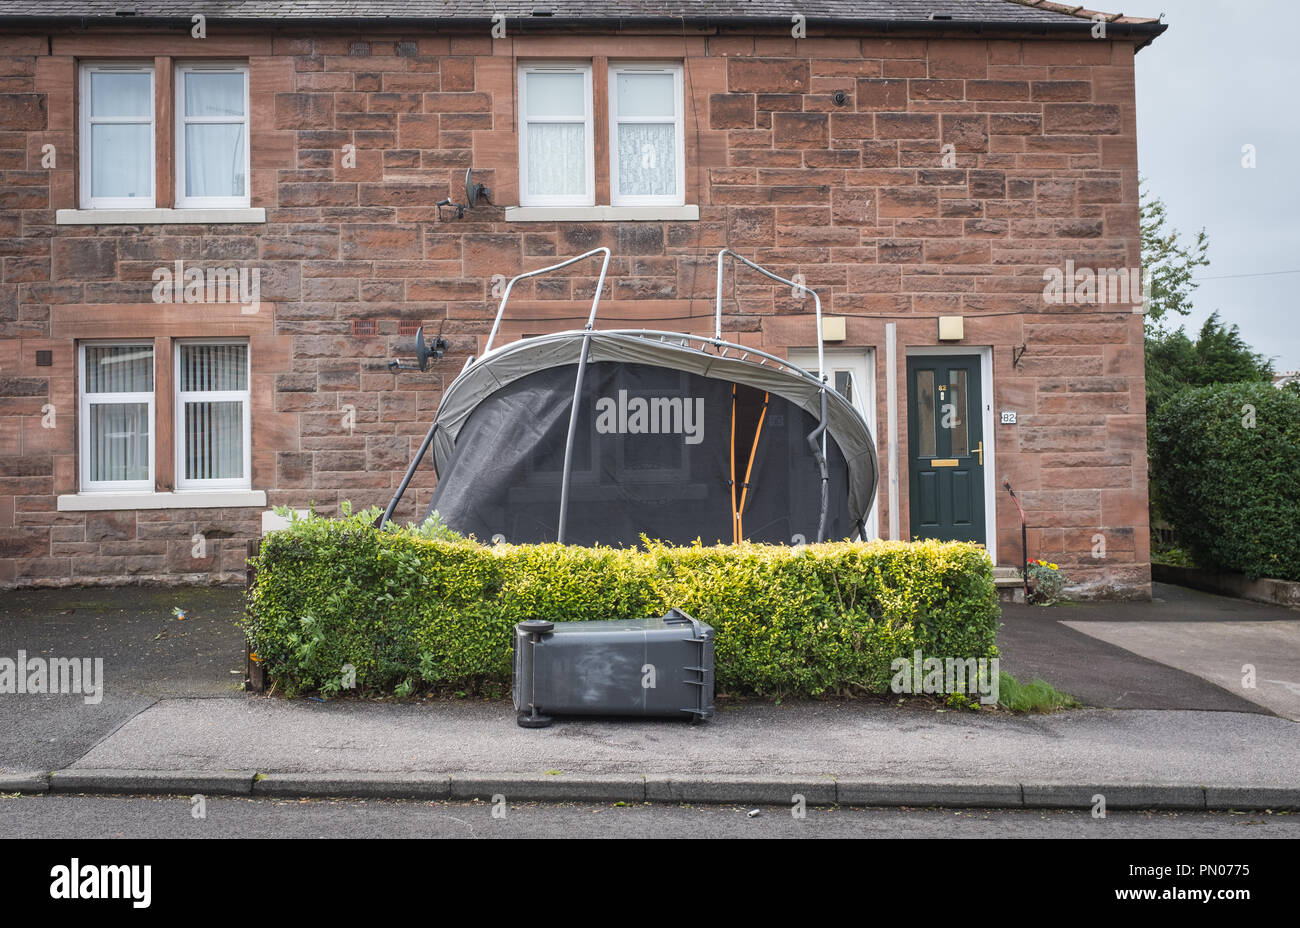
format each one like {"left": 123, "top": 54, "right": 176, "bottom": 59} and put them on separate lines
{"left": 411, "top": 323, "right": 448, "bottom": 371}
{"left": 413, "top": 326, "right": 432, "bottom": 371}
{"left": 465, "top": 168, "right": 490, "bottom": 208}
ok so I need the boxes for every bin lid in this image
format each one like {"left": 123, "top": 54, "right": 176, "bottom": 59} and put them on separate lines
{"left": 525, "top": 609, "right": 707, "bottom": 635}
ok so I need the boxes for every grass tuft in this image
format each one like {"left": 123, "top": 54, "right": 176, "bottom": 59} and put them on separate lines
{"left": 996, "top": 672, "right": 1079, "bottom": 713}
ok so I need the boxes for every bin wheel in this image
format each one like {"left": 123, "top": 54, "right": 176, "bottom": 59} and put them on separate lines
{"left": 519, "top": 620, "right": 555, "bottom": 635}
{"left": 517, "top": 710, "right": 553, "bottom": 729}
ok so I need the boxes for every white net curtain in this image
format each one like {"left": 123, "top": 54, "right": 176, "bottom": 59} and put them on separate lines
{"left": 523, "top": 68, "right": 679, "bottom": 199}
{"left": 613, "top": 71, "right": 677, "bottom": 198}
{"left": 616, "top": 123, "right": 675, "bottom": 197}
{"left": 525, "top": 71, "right": 588, "bottom": 197}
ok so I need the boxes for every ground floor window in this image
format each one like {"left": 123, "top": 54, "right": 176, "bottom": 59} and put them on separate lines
{"left": 79, "top": 342, "right": 155, "bottom": 491}
{"left": 175, "top": 340, "right": 250, "bottom": 489}
{"left": 77, "top": 338, "right": 250, "bottom": 493}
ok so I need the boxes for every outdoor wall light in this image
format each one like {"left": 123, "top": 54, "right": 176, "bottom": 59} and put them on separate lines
{"left": 938, "top": 316, "right": 965, "bottom": 341}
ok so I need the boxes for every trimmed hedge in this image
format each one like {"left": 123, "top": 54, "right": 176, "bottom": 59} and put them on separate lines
{"left": 1150, "top": 382, "right": 1300, "bottom": 582}
{"left": 244, "top": 507, "right": 999, "bottom": 699}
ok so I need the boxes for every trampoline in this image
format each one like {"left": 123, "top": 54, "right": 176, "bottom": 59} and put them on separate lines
{"left": 383, "top": 248, "right": 878, "bottom": 546}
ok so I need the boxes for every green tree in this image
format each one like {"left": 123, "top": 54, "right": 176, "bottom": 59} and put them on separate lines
{"left": 1140, "top": 184, "right": 1273, "bottom": 552}
{"left": 1145, "top": 311, "right": 1273, "bottom": 415}
{"left": 1140, "top": 183, "right": 1210, "bottom": 336}
{"left": 1150, "top": 383, "right": 1300, "bottom": 582}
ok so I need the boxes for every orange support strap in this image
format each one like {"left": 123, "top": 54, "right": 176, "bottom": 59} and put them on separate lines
{"left": 735, "top": 392, "right": 769, "bottom": 541}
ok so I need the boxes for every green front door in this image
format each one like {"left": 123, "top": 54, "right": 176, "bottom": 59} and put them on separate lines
{"left": 907, "top": 355, "right": 985, "bottom": 544}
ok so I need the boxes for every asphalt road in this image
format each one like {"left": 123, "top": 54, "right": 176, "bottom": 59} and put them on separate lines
{"left": 3, "top": 794, "right": 1297, "bottom": 839}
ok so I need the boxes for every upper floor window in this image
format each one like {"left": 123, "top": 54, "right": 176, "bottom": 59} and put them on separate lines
{"left": 79, "top": 63, "right": 155, "bottom": 209}
{"left": 77, "top": 61, "right": 249, "bottom": 211}
{"left": 518, "top": 64, "right": 595, "bottom": 208}
{"left": 517, "top": 61, "right": 685, "bottom": 210}
{"left": 609, "top": 64, "right": 684, "bottom": 207}
{"left": 175, "top": 63, "right": 250, "bottom": 208}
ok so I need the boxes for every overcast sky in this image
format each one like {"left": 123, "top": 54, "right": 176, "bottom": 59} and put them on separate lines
{"left": 1134, "top": 0, "right": 1300, "bottom": 372}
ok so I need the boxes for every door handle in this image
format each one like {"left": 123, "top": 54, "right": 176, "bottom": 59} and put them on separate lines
{"left": 976, "top": 441, "right": 984, "bottom": 467}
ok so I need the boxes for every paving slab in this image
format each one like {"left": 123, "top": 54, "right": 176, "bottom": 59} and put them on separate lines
{"left": 836, "top": 780, "right": 1022, "bottom": 808}
{"left": 449, "top": 772, "right": 644, "bottom": 802}
{"left": 1021, "top": 783, "right": 1206, "bottom": 810}
{"left": 1204, "top": 786, "right": 1300, "bottom": 812}
{"left": 0, "top": 770, "right": 48, "bottom": 794}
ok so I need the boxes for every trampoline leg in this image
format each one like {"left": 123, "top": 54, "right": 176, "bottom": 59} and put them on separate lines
{"left": 382, "top": 421, "right": 439, "bottom": 528}
{"left": 556, "top": 330, "right": 593, "bottom": 544}
{"left": 806, "top": 386, "right": 831, "bottom": 543}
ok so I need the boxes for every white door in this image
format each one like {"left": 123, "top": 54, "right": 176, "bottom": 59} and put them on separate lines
{"left": 788, "top": 348, "right": 879, "bottom": 540}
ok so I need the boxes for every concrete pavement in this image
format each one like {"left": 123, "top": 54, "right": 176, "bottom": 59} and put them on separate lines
{"left": 1, "top": 698, "right": 1297, "bottom": 809}
{"left": 999, "top": 582, "right": 1300, "bottom": 718}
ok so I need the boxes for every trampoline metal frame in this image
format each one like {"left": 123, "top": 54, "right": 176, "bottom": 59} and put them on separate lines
{"left": 384, "top": 248, "right": 838, "bottom": 542}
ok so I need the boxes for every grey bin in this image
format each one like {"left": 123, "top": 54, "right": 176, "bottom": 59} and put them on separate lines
{"left": 513, "top": 609, "right": 715, "bottom": 728}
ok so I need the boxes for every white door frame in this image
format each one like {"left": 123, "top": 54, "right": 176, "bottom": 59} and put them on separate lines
{"left": 790, "top": 346, "right": 879, "bottom": 541}
{"left": 902, "top": 344, "right": 997, "bottom": 563}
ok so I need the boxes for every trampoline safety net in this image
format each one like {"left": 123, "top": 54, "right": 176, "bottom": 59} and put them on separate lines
{"left": 424, "top": 361, "right": 855, "bottom": 546}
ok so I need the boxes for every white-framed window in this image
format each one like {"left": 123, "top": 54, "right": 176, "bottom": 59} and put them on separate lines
{"left": 174, "top": 340, "right": 251, "bottom": 490}
{"left": 608, "top": 63, "right": 684, "bottom": 207}
{"left": 175, "top": 63, "right": 250, "bottom": 209}
{"left": 79, "top": 63, "right": 155, "bottom": 209}
{"left": 78, "top": 342, "right": 156, "bottom": 492}
{"left": 518, "top": 63, "right": 594, "bottom": 207}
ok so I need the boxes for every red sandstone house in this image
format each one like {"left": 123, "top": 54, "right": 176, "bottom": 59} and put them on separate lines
{"left": 0, "top": 1, "right": 1165, "bottom": 597}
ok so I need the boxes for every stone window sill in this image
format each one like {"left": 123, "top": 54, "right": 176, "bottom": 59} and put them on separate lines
{"left": 505, "top": 205, "right": 699, "bottom": 222}
{"left": 56, "top": 208, "right": 267, "bottom": 226}
{"left": 57, "top": 490, "right": 267, "bottom": 511}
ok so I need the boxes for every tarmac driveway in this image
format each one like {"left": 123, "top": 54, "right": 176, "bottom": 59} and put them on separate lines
{"left": 0, "top": 586, "right": 246, "bottom": 771}
{"left": 998, "top": 583, "right": 1299, "bottom": 718}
